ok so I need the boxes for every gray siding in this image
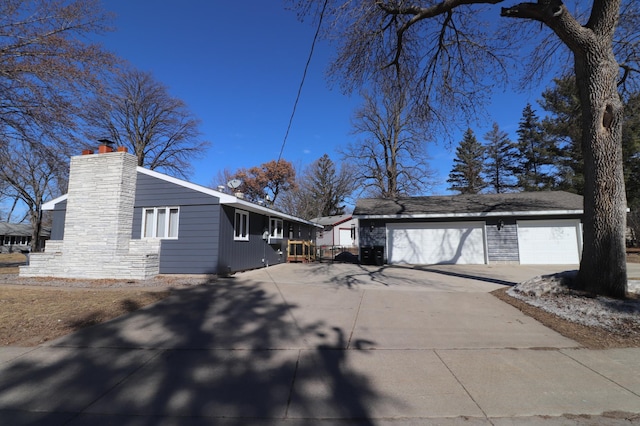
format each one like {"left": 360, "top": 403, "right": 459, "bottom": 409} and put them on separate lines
{"left": 133, "top": 173, "right": 221, "bottom": 274}
{"left": 218, "top": 206, "right": 317, "bottom": 274}
{"left": 49, "top": 200, "right": 67, "bottom": 240}
{"left": 485, "top": 219, "right": 519, "bottom": 263}
{"left": 359, "top": 219, "right": 386, "bottom": 247}
{"left": 218, "top": 206, "right": 274, "bottom": 273}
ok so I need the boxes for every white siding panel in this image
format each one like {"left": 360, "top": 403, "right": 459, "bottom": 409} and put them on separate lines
{"left": 387, "top": 222, "right": 486, "bottom": 265}
{"left": 517, "top": 219, "right": 581, "bottom": 264}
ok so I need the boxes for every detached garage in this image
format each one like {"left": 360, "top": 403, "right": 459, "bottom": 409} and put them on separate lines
{"left": 354, "top": 192, "right": 584, "bottom": 266}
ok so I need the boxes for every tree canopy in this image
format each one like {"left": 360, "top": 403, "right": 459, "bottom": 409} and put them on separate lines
{"left": 82, "top": 68, "right": 210, "bottom": 178}
{"left": 280, "top": 154, "right": 353, "bottom": 219}
{"left": 0, "top": 0, "right": 115, "bottom": 250}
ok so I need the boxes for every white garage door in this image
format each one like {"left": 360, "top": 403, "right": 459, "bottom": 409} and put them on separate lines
{"left": 339, "top": 228, "right": 354, "bottom": 246}
{"left": 387, "top": 222, "right": 486, "bottom": 265}
{"left": 517, "top": 219, "right": 582, "bottom": 264}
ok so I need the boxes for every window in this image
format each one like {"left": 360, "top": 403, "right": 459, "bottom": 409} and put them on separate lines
{"left": 269, "top": 217, "right": 283, "bottom": 239}
{"left": 142, "top": 207, "right": 179, "bottom": 238}
{"left": 234, "top": 209, "right": 249, "bottom": 241}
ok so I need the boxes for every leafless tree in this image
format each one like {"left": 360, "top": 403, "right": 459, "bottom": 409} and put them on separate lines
{"left": 279, "top": 154, "right": 353, "bottom": 219}
{"left": 342, "top": 83, "right": 434, "bottom": 198}
{"left": 294, "top": 0, "right": 640, "bottom": 298}
{"left": 83, "top": 68, "right": 210, "bottom": 178}
{"left": 0, "top": 0, "right": 115, "bottom": 248}
{"left": 0, "top": 140, "right": 68, "bottom": 250}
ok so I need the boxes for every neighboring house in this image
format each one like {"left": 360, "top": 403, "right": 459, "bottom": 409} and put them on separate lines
{"left": 20, "top": 150, "right": 320, "bottom": 279}
{"left": 354, "top": 192, "right": 584, "bottom": 265}
{"left": 0, "top": 223, "right": 50, "bottom": 253}
{"left": 312, "top": 214, "right": 358, "bottom": 248}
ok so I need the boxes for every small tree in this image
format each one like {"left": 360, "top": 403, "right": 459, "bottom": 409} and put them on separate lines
{"left": 83, "top": 68, "right": 210, "bottom": 178}
{"left": 514, "top": 104, "right": 557, "bottom": 191}
{"left": 483, "top": 123, "right": 517, "bottom": 194}
{"left": 447, "top": 129, "right": 486, "bottom": 194}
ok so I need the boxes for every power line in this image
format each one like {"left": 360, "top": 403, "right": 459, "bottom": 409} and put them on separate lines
{"left": 277, "top": 0, "right": 329, "bottom": 164}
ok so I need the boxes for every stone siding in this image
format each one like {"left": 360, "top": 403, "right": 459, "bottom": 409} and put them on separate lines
{"left": 20, "top": 152, "right": 160, "bottom": 279}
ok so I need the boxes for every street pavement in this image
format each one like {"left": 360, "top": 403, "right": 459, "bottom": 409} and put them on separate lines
{"left": 1, "top": 262, "right": 639, "bottom": 425}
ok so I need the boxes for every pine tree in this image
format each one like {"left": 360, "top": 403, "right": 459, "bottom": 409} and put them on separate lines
{"left": 447, "top": 129, "right": 486, "bottom": 194}
{"left": 278, "top": 154, "right": 353, "bottom": 220}
{"left": 539, "top": 75, "right": 584, "bottom": 194}
{"left": 514, "top": 104, "right": 556, "bottom": 191}
{"left": 483, "top": 123, "right": 516, "bottom": 193}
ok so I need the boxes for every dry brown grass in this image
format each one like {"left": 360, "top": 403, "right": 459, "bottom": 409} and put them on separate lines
{"left": 0, "top": 285, "right": 169, "bottom": 346}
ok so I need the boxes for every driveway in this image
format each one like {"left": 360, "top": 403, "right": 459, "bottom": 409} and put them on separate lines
{"left": 1, "top": 263, "right": 639, "bottom": 425}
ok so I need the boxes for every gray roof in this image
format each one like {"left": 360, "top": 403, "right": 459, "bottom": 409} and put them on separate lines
{"left": 0, "top": 222, "right": 51, "bottom": 237}
{"left": 353, "top": 191, "right": 584, "bottom": 218}
{"left": 311, "top": 214, "right": 353, "bottom": 226}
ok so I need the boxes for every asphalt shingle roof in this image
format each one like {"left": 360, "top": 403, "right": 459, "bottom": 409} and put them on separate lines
{"left": 353, "top": 191, "right": 584, "bottom": 217}
{"left": 0, "top": 222, "right": 50, "bottom": 237}
{"left": 311, "top": 214, "right": 353, "bottom": 226}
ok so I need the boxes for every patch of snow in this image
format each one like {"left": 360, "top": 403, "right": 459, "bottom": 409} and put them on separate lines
{"left": 508, "top": 271, "right": 640, "bottom": 333}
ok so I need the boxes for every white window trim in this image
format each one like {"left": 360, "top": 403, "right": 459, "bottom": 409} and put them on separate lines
{"left": 142, "top": 207, "right": 180, "bottom": 239}
{"left": 269, "top": 217, "right": 284, "bottom": 240}
{"left": 234, "top": 209, "right": 250, "bottom": 241}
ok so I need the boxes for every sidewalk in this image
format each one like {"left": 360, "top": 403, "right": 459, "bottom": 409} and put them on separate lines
{"left": 1, "top": 263, "right": 639, "bottom": 425}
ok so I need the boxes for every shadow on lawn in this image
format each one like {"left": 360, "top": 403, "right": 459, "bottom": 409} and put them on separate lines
{"left": 0, "top": 277, "right": 391, "bottom": 425}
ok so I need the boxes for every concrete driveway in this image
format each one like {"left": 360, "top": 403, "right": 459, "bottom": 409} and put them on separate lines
{"left": 1, "top": 263, "right": 639, "bottom": 425}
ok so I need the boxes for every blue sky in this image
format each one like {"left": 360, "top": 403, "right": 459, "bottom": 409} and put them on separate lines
{"left": 97, "top": 0, "right": 549, "bottom": 197}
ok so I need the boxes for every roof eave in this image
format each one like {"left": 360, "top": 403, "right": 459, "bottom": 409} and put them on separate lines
{"left": 353, "top": 209, "right": 584, "bottom": 220}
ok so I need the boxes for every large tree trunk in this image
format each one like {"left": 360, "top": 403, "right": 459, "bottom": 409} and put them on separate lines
{"left": 575, "top": 45, "right": 628, "bottom": 298}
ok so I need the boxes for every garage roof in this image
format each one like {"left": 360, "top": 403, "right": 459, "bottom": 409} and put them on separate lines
{"left": 354, "top": 191, "right": 584, "bottom": 219}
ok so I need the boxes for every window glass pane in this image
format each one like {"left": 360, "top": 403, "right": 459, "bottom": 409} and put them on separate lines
{"left": 242, "top": 213, "right": 248, "bottom": 237}
{"left": 235, "top": 212, "right": 241, "bottom": 238}
{"left": 156, "top": 208, "right": 166, "bottom": 238}
{"left": 144, "top": 209, "right": 154, "bottom": 237}
{"left": 168, "top": 208, "right": 179, "bottom": 238}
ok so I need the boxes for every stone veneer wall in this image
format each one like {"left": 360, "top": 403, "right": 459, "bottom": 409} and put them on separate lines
{"left": 20, "top": 151, "right": 160, "bottom": 279}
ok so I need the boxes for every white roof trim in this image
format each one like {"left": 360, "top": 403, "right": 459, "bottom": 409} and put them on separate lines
{"left": 42, "top": 194, "right": 68, "bottom": 210}
{"left": 136, "top": 167, "right": 237, "bottom": 203}
{"left": 137, "top": 168, "right": 320, "bottom": 227}
{"left": 42, "top": 167, "right": 320, "bottom": 227}
{"left": 354, "top": 209, "right": 584, "bottom": 220}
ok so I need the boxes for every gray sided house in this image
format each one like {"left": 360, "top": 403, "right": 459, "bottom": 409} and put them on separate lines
{"left": 0, "top": 223, "right": 50, "bottom": 253}
{"left": 20, "top": 151, "right": 319, "bottom": 280}
{"left": 354, "top": 192, "right": 584, "bottom": 265}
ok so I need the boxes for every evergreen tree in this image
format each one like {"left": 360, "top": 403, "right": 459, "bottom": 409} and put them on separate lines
{"left": 539, "top": 75, "right": 584, "bottom": 194}
{"left": 447, "top": 129, "right": 486, "bottom": 194}
{"left": 483, "top": 122, "right": 516, "bottom": 194}
{"left": 279, "top": 154, "right": 353, "bottom": 220}
{"left": 514, "top": 104, "right": 556, "bottom": 191}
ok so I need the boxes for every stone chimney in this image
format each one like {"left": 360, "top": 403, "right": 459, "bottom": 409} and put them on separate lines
{"left": 20, "top": 150, "right": 160, "bottom": 279}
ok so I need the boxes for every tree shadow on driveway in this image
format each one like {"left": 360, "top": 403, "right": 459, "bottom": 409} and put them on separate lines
{"left": 0, "top": 277, "right": 396, "bottom": 425}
